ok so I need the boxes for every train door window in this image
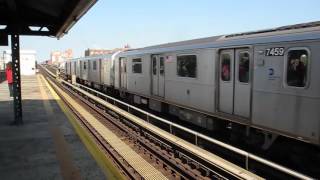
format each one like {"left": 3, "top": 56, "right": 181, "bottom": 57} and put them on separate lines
{"left": 83, "top": 61, "right": 86, "bottom": 70}
{"left": 238, "top": 52, "right": 250, "bottom": 83}
{"left": 286, "top": 49, "right": 309, "bottom": 87}
{"left": 152, "top": 56, "right": 157, "bottom": 75}
{"left": 93, "top": 61, "right": 97, "bottom": 70}
{"left": 177, "top": 55, "right": 197, "bottom": 78}
{"left": 73, "top": 62, "right": 76, "bottom": 69}
{"left": 221, "top": 54, "right": 231, "bottom": 81}
{"left": 132, "top": 58, "right": 142, "bottom": 74}
{"left": 160, "top": 57, "right": 164, "bottom": 75}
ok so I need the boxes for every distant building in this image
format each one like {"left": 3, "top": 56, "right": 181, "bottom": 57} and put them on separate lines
{"left": 85, "top": 46, "right": 131, "bottom": 57}
{"left": 2, "top": 50, "right": 37, "bottom": 75}
{"left": 51, "top": 49, "right": 73, "bottom": 66}
{"left": 51, "top": 51, "right": 62, "bottom": 65}
{"left": 85, "top": 49, "right": 112, "bottom": 56}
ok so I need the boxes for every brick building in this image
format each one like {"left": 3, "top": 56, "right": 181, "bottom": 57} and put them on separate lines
{"left": 51, "top": 49, "right": 73, "bottom": 66}
{"left": 84, "top": 49, "right": 112, "bottom": 56}
{"left": 85, "top": 45, "right": 131, "bottom": 57}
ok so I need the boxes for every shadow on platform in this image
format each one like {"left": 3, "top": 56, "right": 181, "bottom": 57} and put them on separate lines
{"left": 0, "top": 99, "right": 106, "bottom": 180}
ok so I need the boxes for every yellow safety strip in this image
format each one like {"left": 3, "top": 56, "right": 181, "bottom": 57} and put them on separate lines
{"left": 37, "top": 75, "right": 81, "bottom": 180}
{"left": 40, "top": 74, "right": 125, "bottom": 180}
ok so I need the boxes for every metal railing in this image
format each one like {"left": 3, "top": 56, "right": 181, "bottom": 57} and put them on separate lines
{"left": 73, "top": 82, "right": 313, "bottom": 180}
{"left": 41, "top": 65, "right": 56, "bottom": 78}
{"left": 41, "top": 65, "right": 314, "bottom": 180}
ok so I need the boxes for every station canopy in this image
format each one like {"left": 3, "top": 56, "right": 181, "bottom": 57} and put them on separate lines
{"left": 0, "top": 0, "right": 97, "bottom": 39}
{"left": 0, "top": 0, "right": 97, "bottom": 124}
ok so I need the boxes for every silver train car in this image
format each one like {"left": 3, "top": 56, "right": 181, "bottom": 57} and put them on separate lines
{"left": 65, "top": 21, "right": 320, "bottom": 147}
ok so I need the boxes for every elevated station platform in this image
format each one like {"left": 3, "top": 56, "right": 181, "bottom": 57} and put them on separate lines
{"left": 0, "top": 75, "right": 107, "bottom": 179}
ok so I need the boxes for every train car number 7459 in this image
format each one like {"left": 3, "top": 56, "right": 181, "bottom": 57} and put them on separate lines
{"left": 265, "top": 47, "right": 284, "bottom": 56}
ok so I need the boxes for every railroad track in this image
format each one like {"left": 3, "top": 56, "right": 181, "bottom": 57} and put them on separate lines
{"left": 40, "top": 64, "right": 316, "bottom": 180}
{"left": 39, "top": 65, "right": 264, "bottom": 180}
{"left": 61, "top": 82, "right": 226, "bottom": 179}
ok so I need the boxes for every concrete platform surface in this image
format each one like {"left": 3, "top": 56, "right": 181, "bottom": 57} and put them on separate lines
{"left": 0, "top": 75, "right": 106, "bottom": 180}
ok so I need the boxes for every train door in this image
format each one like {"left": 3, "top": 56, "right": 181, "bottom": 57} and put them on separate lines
{"left": 218, "top": 48, "right": 251, "bottom": 118}
{"left": 159, "top": 56, "right": 165, "bottom": 97}
{"left": 119, "top": 57, "right": 127, "bottom": 89}
{"left": 234, "top": 49, "right": 251, "bottom": 117}
{"left": 79, "top": 61, "right": 82, "bottom": 77}
{"left": 219, "top": 50, "right": 234, "bottom": 114}
{"left": 80, "top": 61, "right": 83, "bottom": 77}
{"left": 87, "top": 60, "right": 91, "bottom": 80}
{"left": 73, "top": 61, "right": 76, "bottom": 75}
{"left": 98, "top": 59, "right": 102, "bottom": 83}
{"left": 68, "top": 62, "right": 71, "bottom": 75}
{"left": 151, "top": 55, "right": 165, "bottom": 97}
{"left": 100, "top": 58, "right": 104, "bottom": 84}
{"left": 151, "top": 55, "right": 159, "bottom": 96}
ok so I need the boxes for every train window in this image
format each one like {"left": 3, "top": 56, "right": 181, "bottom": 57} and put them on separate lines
{"left": 83, "top": 61, "right": 86, "bottom": 70}
{"left": 177, "top": 55, "right": 197, "bottom": 78}
{"left": 152, "top": 57, "right": 157, "bottom": 75}
{"left": 93, "top": 61, "right": 97, "bottom": 70}
{"left": 286, "top": 49, "right": 308, "bottom": 87}
{"left": 238, "top": 52, "right": 250, "bottom": 83}
{"left": 132, "top": 58, "right": 142, "bottom": 74}
{"left": 160, "top": 57, "right": 164, "bottom": 75}
{"left": 221, "top": 54, "right": 231, "bottom": 81}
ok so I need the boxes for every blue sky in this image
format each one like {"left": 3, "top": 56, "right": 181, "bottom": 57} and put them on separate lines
{"left": 2, "top": 0, "right": 320, "bottom": 61}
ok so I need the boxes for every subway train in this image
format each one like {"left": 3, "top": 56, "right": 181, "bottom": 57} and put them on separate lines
{"left": 64, "top": 21, "right": 320, "bottom": 148}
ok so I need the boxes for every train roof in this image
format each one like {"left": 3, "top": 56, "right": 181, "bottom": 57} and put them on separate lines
{"left": 67, "top": 50, "right": 122, "bottom": 62}
{"left": 67, "top": 21, "right": 320, "bottom": 61}
{"left": 121, "top": 21, "right": 320, "bottom": 56}
{"left": 225, "top": 21, "right": 320, "bottom": 38}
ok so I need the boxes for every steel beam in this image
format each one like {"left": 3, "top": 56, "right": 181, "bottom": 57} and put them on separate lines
{"left": 11, "top": 34, "right": 23, "bottom": 124}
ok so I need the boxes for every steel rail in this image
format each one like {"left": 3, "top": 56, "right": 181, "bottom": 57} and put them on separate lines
{"left": 42, "top": 66, "right": 226, "bottom": 179}
{"left": 40, "top": 64, "right": 314, "bottom": 180}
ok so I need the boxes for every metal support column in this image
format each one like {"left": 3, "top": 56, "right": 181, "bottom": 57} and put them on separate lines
{"left": 11, "top": 34, "right": 23, "bottom": 124}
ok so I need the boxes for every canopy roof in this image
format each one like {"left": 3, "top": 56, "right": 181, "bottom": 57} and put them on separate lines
{"left": 0, "top": 0, "right": 97, "bottom": 38}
